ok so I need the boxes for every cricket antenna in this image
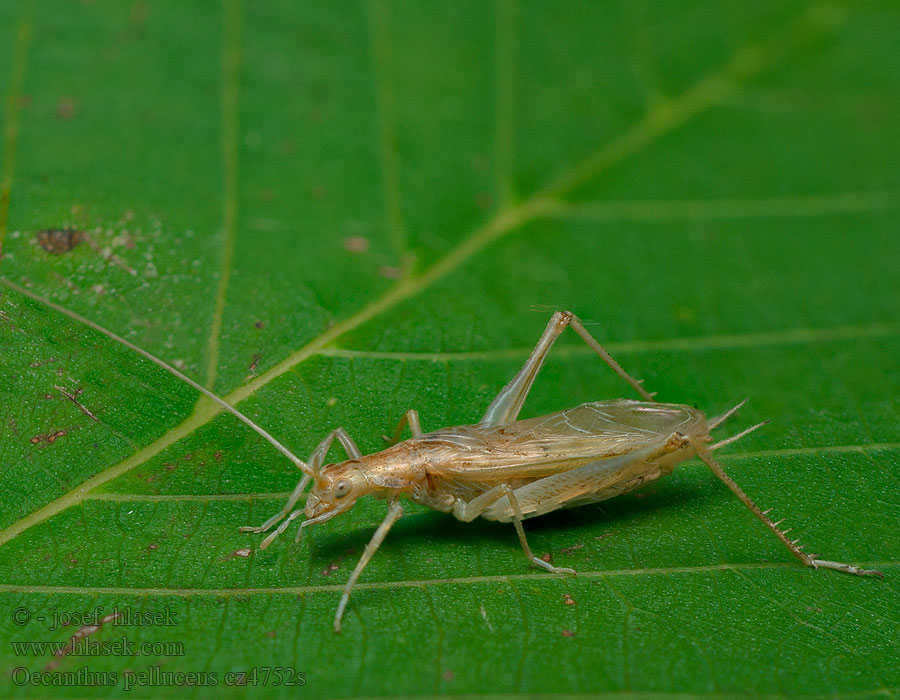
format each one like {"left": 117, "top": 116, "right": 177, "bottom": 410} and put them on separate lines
{"left": 2, "top": 279, "right": 313, "bottom": 476}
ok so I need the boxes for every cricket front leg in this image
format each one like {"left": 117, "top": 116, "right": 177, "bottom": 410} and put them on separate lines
{"left": 383, "top": 409, "right": 423, "bottom": 445}
{"left": 689, "top": 437, "right": 883, "bottom": 579}
{"left": 479, "top": 311, "right": 653, "bottom": 428}
{"left": 240, "top": 428, "right": 363, "bottom": 542}
{"left": 334, "top": 499, "right": 404, "bottom": 633}
{"left": 453, "top": 484, "right": 576, "bottom": 576}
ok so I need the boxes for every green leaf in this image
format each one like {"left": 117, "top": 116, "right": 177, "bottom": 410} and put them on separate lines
{"left": 1, "top": 1, "right": 899, "bottom": 698}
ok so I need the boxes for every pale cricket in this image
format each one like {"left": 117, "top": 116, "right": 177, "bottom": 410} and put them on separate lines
{"left": 12, "top": 290, "right": 883, "bottom": 632}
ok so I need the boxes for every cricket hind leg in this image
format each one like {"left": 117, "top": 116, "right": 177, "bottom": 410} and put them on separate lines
{"left": 688, "top": 436, "right": 883, "bottom": 579}
{"left": 334, "top": 499, "right": 404, "bottom": 633}
{"left": 453, "top": 483, "right": 576, "bottom": 576}
{"left": 479, "top": 310, "right": 654, "bottom": 428}
{"left": 240, "top": 428, "right": 362, "bottom": 541}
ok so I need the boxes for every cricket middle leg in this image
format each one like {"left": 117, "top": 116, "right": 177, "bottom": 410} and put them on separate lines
{"left": 453, "top": 483, "right": 576, "bottom": 576}
{"left": 479, "top": 310, "right": 654, "bottom": 428}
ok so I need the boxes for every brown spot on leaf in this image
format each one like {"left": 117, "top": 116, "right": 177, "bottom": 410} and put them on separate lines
{"left": 55, "top": 385, "right": 99, "bottom": 422}
{"left": 55, "top": 97, "right": 78, "bottom": 120}
{"left": 30, "top": 430, "right": 68, "bottom": 445}
{"left": 563, "top": 593, "right": 576, "bottom": 606}
{"left": 44, "top": 611, "right": 122, "bottom": 671}
{"left": 562, "top": 629, "right": 575, "bottom": 638}
{"left": 378, "top": 265, "right": 402, "bottom": 279}
{"left": 254, "top": 320, "right": 265, "bottom": 329}
{"left": 37, "top": 229, "right": 83, "bottom": 254}
{"left": 344, "top": 236, "right": 369, "bottom": 253}
{"left": 222, "top": 548, "right": 252, "bottom": 561}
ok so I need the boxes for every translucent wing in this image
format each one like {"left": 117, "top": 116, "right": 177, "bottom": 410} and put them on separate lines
{"left": 413, "top": 399, "right": 706, "bottom": 479}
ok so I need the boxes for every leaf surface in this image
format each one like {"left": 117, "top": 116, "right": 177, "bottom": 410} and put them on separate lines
{"left": 1, "top": 2, "right": 899, "bottom": 698}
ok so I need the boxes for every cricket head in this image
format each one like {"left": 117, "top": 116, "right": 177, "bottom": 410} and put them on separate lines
{"left": 303, "top": 460, "right": 373, "bottom": 524}
{"left": 303, "top": 448, "right": 420, "bottom": 527}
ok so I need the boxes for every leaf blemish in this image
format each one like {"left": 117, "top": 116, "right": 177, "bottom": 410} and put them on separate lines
{"left": 55, "top": 384, "right": 100, "bottom": 423}
{"left": 30, "top": 429, "right": 67, "bottom": 445}
{"left": 223, "top": 548, "right": 252, "bottom": 560}
{"left": 44, "top": 611, "right": 122, "bottom": 671}
{"left": 479, "top": 605, "right": 494, "bottom": 633}
{"left": 36, "top": 229, "right": 84, "bottom": 254}
{"left": 344, "top": 236, "right": 369, "bottom": 253}
{"left": 55, "top": 96, "right": 78, "bottom": 121}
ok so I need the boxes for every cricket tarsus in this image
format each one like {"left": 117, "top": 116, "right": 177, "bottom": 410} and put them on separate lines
{"left": 28, "top": 286, "right": 879, "bottom": 633}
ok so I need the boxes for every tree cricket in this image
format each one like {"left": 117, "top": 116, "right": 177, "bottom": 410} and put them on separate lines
{"left": 12, "top": 292, "right": 882, "bottom": 632}
{"left": 237, "top": 311, "right": 882, "bottom": 631}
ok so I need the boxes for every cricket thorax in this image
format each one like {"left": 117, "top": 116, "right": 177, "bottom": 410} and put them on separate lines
{"left": 330, "top": 445, "right": 428, "bottom": 493}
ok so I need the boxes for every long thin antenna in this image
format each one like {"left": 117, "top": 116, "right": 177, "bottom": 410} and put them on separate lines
{"left": 1, "top": 278, "right": 311, "bottom": 475}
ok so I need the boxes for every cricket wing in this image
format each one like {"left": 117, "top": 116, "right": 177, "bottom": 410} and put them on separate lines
{"left": 419, "top": 400, "right": 704, "bottom": 479}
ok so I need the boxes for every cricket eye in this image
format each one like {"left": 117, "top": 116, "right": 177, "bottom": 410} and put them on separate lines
{"left": 334, "top": 479, "right": 352, "bottom": 498}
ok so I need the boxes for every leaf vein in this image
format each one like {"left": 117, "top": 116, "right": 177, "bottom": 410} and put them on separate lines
{"left": 0, "top": 560, "right": 894, "bottom": 596}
